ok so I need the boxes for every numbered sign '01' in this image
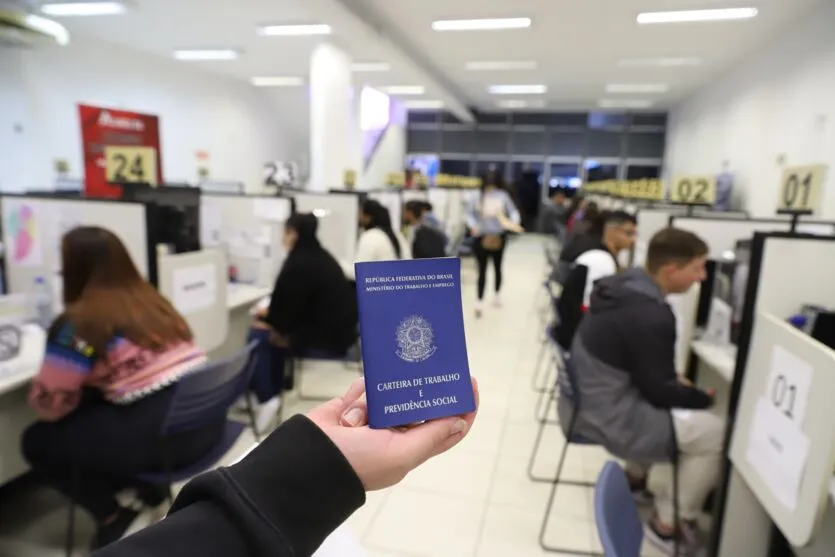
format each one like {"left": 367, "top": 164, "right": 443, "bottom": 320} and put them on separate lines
{"left": 670, "top": 175, "right": 717, "bottom": 205}
{"left": 104, "top": 145, "right": 158, "bottom": 186}
{"left": 776, "top": 164, "right": 827, "bottom": 214}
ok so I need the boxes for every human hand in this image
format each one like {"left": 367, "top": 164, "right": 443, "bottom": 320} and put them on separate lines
{"left": 306, "top": 377, "right": 479, "bottom": 491}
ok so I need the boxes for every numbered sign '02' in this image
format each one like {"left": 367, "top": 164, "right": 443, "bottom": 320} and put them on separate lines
{"left": 104, "top": 145, "right": 158, "bottom": 186}
{"left": 670, "top": 175, "right": 717, "bottom": 205}
{"left": 776, "top": 164, "right": 827, "bottom": 214}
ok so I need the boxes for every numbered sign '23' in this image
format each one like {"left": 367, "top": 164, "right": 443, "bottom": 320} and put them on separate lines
{"left": 104, "top": 146, "right": 158, "bottom": 186}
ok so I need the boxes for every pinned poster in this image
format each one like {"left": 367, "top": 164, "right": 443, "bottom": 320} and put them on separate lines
{"left": 2, "top": 200, "right": 45, "bottom": 268}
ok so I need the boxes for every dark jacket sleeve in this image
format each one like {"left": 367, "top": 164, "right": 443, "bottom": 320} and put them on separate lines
{"left": 624, "top": 307, "right": 713, "bottom": 410}
{"left": 94, "top": 415, "right": 365, "bottom": 557}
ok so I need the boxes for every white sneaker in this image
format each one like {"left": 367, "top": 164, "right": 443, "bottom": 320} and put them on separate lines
{"left": 255, "top": 396, "right": 282, "bottom": 434}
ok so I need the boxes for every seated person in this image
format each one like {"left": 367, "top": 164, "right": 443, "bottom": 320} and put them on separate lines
{"left": 356, "top": 199, "right": 411, "bottom": 263}
{"left": 558, "top": 227, "right": 723, "bottom": 555}
{"left": 538, "top": 188, "right": 568, "bottom": 239}
{"left": 553, "top": 211, "right": 636, "bottom": 350}
{"left": 262, "top": 213, "right": 358, "bottom": 357}
{"left": 419, "top": 201, "right": 445, "bottom": 233}
{"left": 403, "top": 200, "right": 448, "bottom": 259}
{"left": 22, "top": 226, "right": 218, "bottom": 550}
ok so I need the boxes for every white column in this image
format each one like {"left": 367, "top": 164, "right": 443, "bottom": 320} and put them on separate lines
{"left": 309, "top": 43, "right": 359, "bottom": 192}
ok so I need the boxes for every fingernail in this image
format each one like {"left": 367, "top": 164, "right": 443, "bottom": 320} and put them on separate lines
{"left": 450, "top": 419, "right": 468, "bottom": 436}
{"left": 342, "top": 407, "right": 365, "bottom": 427}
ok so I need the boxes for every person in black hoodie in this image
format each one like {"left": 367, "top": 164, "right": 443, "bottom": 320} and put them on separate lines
{"left": 558, "top": 227, "right": 724, "bottom": 556}
{"left": 403, "top": 200, "right": 448, "bottom": 259}
{"left": 553, "top": 211, "right": 636, "bottom": 350}
{"left": 93, "top": 377, "right": 479, "bottom": 556}
{"left": 264, "top": 212, "right": 358, "bottom": 355}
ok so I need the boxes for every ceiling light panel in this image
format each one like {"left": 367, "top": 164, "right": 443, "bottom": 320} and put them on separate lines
{"left": 606, "top": 83, "right": 670, "bottom": 94}
{"left": 599, "top": 99, "right": 654, "bottom": 109}
{"left": 488, "top": 84, "right": 547, "bottom": 95}
{"left": 496, "top": 99, "right": 545, "bottom": 109}
{"left": 381, "top": 85, "right": 425, "bottom": 95}
{"left": 432, "top": 17, "right": 531, "bottom": 31}
{"left": 352, "top": 62, "right": 391, "bottom": 72}
{"left": 404, "top": 100, "right": 445, "bottom": 109}
{"left": 256, "top": 24, "right": 332, "bottom": 36}
{"left": 40, "top": 2, "right": 126, "bottom": 16}
{"left": 617, "top": 57, "right": 703, "bottom": 67}
{"left": 251, "top": 76, "right": 304, "bottom": 87}
{"left": 174, "top": 49, "right": 239, "bottom": 61}
{"left": 637, "top": 8, "right": 758, "bottom": 24}
{"left": 466, "top": 60, "right": 538, "bottom": 71}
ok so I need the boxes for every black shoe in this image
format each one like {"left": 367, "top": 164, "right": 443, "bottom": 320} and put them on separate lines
{"left": 90, "top": 508, "right": 140, "bottom": 551}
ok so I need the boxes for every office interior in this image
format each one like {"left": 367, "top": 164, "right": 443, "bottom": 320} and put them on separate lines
{"left": 2, "top": 0, "right": 835, "bottom": 556}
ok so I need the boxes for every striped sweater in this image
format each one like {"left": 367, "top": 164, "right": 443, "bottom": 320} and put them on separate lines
{"left": 29, "top": 319, "right": 207, "bottom": 421}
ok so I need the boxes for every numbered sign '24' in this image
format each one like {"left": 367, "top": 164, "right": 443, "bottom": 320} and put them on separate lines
{"left": 670, "top": 175, "right": 717, "bottom": 206}
{"left": 104, "top": 146, "right": 158, "bottom": 186}
{"left": 777, "top": 164, "right": 827, "bottom": 215}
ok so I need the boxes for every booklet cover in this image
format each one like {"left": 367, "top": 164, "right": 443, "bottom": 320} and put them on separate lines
{"left": 355, "top": 257, "right": 475, "bottom": 429}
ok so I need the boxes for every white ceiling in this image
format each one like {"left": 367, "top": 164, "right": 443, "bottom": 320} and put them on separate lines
{"left": 41, "top": 0, "right": 826, "bottom": 114}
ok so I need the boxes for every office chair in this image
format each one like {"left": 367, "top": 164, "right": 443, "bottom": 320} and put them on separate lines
{"left": 64, "top": 342, "right": 259, "bottom": 557}
{"left": 594, "top": 460, "right": 681, "bottom": 557}
{"left": 291, "top": 341, "right": 363, "bottom": 401}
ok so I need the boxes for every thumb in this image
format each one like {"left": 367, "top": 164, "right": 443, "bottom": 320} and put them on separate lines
{"left": 398, "top": 417, "right": 469, "bottom": 468}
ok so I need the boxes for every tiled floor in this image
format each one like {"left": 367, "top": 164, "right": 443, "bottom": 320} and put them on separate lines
{"left": 0, "top": 235, "right": 667, "bottom": 556}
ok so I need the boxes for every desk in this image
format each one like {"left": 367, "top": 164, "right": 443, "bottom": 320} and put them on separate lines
{"left": 0, "top": 325, "right": 47, "bottom": 485}
{"left": 209, "top": 283, "right": 272, "bottom": 361}
{"left": 690, "top": 340, "right": 737, "bottom": 382}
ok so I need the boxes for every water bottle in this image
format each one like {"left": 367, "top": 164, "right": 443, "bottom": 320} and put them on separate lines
{"left": 32, "top": 276, "right": 53, "bottom": 329}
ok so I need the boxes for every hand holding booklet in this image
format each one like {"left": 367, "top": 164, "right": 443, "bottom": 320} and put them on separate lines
{"left": 355, "top": 257, "right": 476, "bottom": 429}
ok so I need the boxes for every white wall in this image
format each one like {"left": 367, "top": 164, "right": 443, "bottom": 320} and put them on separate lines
{"left": 0, "top": 37, "right": 307, "bottom": 193}
{"left": 665, "top": 2, "right": 835, "bottom": 218}
{"left": 360, "top": 102, "right": 407, "bottom": 190}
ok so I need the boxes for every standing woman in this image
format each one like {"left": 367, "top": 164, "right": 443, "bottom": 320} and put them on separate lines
{"left": 356, "top": 199, "right": 412, "bottom": 263}
{"left": 22, "top": 227, "right": 217, "bottom": 550}
{"left": 467, "top": 172, "right": 522, "bottom": 317}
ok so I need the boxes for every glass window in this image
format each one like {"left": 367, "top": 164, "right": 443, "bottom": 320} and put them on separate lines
{"left": 475, "top": 160, "right": 507, "bottom": 179}
{"left": 440, "top": 159, "right": 472, "bottom": 176}
{"left": 442, "top": 111, "right": 464, "bottom": 124}
{"left": 548, "top": 163, "right": 581, "bottom": 192}
{"left": 407, "top": 129, "right": 440, "bottom": 152}
{"left": 585, "top": 160, "right": 619, "bottom": 182}
{"left": 588, "top": 112, "right": 628, "bottom": 129}
{"left": 626, "top": 165, "right": 661, "bottom": 179}
{"left": 407, "top": 111, "right": 439, "bottom": 125}
{"left": 440, "top": 129, "right": 474, "bottom": 153}
{"left": 475, "top": 111, "right": 509, "bottom": 125}
{"left": 631, "top": 113, "right": 667, "bottom": 127}
{"left": 474, "top": 130, "right": 509, "bottom": 154}
{"left": 588, "top": 130, "right": 623, "bottom": 157}
{"left": 626, "top": 132, "right": 666, "bottom": 158}
{"left": 511, "top": 130, "right": 546, "bottom": 156}
{"left": 548, "top": 132, "right": 585, "bottom": 157}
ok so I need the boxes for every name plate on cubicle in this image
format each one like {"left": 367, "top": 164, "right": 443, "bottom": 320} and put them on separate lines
{"left": 776, "top": 165, "right": 827, "bottom": 215}
{"left": 670, "top": 176, "right": 717, "bottom": 206}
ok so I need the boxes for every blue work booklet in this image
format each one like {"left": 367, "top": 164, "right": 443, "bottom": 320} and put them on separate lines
{"left": 355, "top": 257, "right": 476, "bottom": 429}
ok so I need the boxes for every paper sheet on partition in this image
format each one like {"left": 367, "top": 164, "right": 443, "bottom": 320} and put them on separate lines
{"left": 200, "top": 202, "right": 223, "bottom": 247}
{"left": 745, "top": 397, "right": 810, "bottom": 511}
{"left": 172, "top": 264, "right": 217, "bottom": 315}
{"left": 2, "top": 199, "right": 45, "bottom": 268}
{"left": 253, "top": 198, "right": 291, "bottom": 223}
{"left": 766, "top": 345, "right": 813, "bottom": 427}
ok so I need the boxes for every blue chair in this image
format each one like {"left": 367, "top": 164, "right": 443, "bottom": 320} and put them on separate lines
{"left": 64, "top": 342, "right": 259, "bottom": 556}
{"left": 594, "top": 462, "right": 643, "bottom": 557}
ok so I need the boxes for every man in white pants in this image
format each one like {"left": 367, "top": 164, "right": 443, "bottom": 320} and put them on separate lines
{"left": 558, "top": 227, "right": 724, "bottom": 555}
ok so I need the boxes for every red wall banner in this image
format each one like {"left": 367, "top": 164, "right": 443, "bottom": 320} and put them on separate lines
{"left": 78, "top": 104, "right": 163, "bottom": 198}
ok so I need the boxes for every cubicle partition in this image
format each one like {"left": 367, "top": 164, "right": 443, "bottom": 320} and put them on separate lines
{"left": 290, "top": 192, "right": 360, "bottom": 265}
{"left": 713, "top": 233, "right": 835, "bottom": 557}
{"left": 200, "top": 193, "right": 292, "bottom": 287}
{"left": 0, "top": 195, "right": 149, "bottom": 311}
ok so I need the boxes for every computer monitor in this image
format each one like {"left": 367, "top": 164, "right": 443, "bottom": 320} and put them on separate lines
{"left": 697, "top": 238, "right": 751, "bottom": 345}
{"left": 119, "top": 184, "right": 201, "bottom": 286}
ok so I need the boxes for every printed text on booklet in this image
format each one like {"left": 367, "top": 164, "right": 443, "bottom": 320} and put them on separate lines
{"left": 355, "top": 258, "right": 476, "bottom": 429}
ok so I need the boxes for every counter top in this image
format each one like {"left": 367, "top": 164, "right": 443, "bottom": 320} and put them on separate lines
{"left": 691, "top": 339, "right": 737, "bottom": 382}
{"left": 0, "top": 324, "right": 47, "bottom": 396}
{"left": 227, "top": 283, "right": 271, "bottom": 311}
